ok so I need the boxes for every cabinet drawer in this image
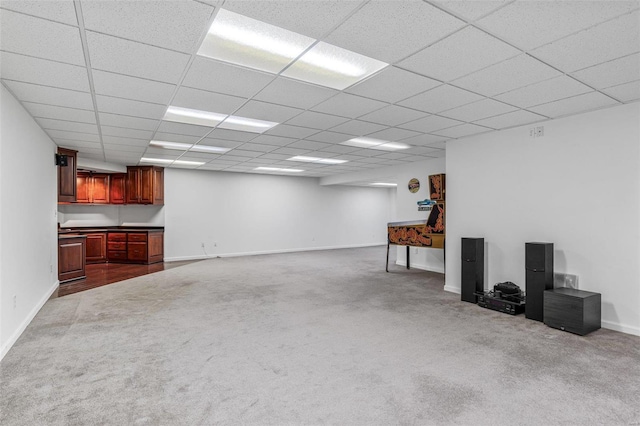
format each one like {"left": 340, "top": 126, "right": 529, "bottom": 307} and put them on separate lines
{"left": 128, "top": 233, "right": 147, "bottom": 242}
{"left": 108, "top": 251, "right": 128, "bottom": 261}
{"left": 108, "top": 242, "right": 126, "bottom": 251}
{"left": 128, "top": 242, "right": 147, "bottom": 261}
{"left": 108, "top": 233, "right": 126, "bottom": 242}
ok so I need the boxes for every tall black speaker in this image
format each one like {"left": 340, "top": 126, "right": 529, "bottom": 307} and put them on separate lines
{"left": 525, "top": 242, "right": 554, "bottom": 321}
{"left": 461, "top": 238, "right": 484, "bottom": 303}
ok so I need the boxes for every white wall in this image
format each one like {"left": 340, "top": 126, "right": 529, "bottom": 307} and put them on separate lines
{"left": 446, "top": 103, "right": 640, "bottom": 335}
{"left": 164, "top": 168, "right": 394, "bottom": 260}
{"left": 58, "top": 204, "right": 164, "bottom": 227}
{"left": 0, "top": 86, "right": 59, "bottom": 359}
{"left": 393, "top": 158, "right": 446, "bottom": 273}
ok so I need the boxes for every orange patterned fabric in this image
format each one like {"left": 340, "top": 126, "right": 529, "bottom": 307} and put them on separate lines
{"left": 388, "top": 225, "right": 433, "bottom": 247}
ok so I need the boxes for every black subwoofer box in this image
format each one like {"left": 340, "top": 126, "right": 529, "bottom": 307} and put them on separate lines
{"left": 461, "top": 238, "right": 484, "bottom": 303}
{"left": 544, "top": 288, "right": 601, "bottom": 335}
{"left": 525, "top": 242, "right": 554, "bottom": 321}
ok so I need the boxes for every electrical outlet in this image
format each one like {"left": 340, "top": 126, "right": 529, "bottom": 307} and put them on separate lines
{"left": 50, "top": 264, "right": 53, "bottom": 272}
{"left": 214, "top": 242, "right": 217, "bottom": 247}
{"left": 529, "top": 125, "right": 545, "bottom": 138}
{"left": 13, "top": 295, "right": 17, "bottom": 309}
{"left": 201, "top": 242, "right": 205, "bottom": 248}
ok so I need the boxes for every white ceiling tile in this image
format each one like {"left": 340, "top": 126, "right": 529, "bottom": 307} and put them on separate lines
{"left": 324, "top": 0, "right": 464, "bottom": 63}
{"left": 103, "top": 143, "right": 146, "bottom": 153}
{"left": 287, "top": 140, "right": 333, "bottom": 151}
{"left": 2, "top": 80, "right": 93, "bottom": 110}
{"left": 22, "top": 102, "right": 96, "bottom": 123}
{"left": 433, "top": 0, "right": 509, "bottom": 22}
{"left": 36, "top": 118, "right": 98, "bottom": 134}
{"left": 253, "top": 77, "right": 338, "bottom": 110}
{"left": 91, "top": 70, "right": 176, "bottom": 105}
{"left": 1, "top": 10, "right": 85, "bottom": 65}
{"left": 205, "top": 129, "right": 257, "bottom": 142}
{"left": 199, "top": 138, "right": 243, "bottom": 150}
{"left": 329, "top": 120, "right": 387, "bottom": 136}
{"left": 255, "top": 153, "right": 292, "bottom": 161}
{"left": 222, "top": 0, "right": 361, "bottom": 39}
{"left": 399, "top": 115, "right": 464, "bottom": 133}
{"left": 439, "top": 98, "right": 518, "bottom": 122}
{"left": 473, "top": 109, "right": 547, "bottom": 129}
{"left": 271, "top": 147, "right": 313, "bottom": 156}
{"left": 345, "top": 67, "right": 440, "bottom": 103}
{"left": 366, "top": 127, "right": 421, "bottom": 141}
{"left": 46, "top": 129, "right": 100, "bottom": 143}
{"left": 153, "top": 132, "right": 201, "bottom": 144}
{"left": 531, "top": 11, "right": 640, "bottom": 72}
{"left": 453, "top": 54, "right": 562, "bottom": 96}
{"left": 100, "top": 125, "right": 153, "bottom": 140}
{"left": 86, "top": 31, "right": 190, "bottom": 84}
{"left": 156, "top": 121, "right": 210, "bottom": 137}
{"left": 95, "top": 95, "right": 166, "bottom": 120}
{"left": 0, "top": 0, "right": 78, "bottom": 25}
{"left": 400, "top": 133, "right": 448, "bottom": 147}
{"left": 54, "top": 138, "right": 101, "bottom": 149}
{"left": 358, "top": 105, "right": 429, "bottom": 127}
{"left": 311, "top": 93, "right": 387, "bottom": 118}
{"left": 285, "top": 111, "right": 349, "bottom": 129}
{"left": 307, "top": 131, "right": 353, "bottom": 144}
{"left": 398, "top": 27, "right": 521, "bottom": 82}
{"left": 233, "top": 100, "right": 303, "bottom": 123}
{"left": 98, "top": 113, "right": 160, "bottom": 131}
{"left": 172, "top": 86, "right": 247, "bottom": 114}
{"left": 601, "top": 80, "right": 640, "bottom": 103}
{"left": 81, "top": 0, "right": 213, "bottom": 52}
{"left": 398, "top": 84, "right": 483, "bottom": 113}
{"left": 183, "top": 57, "right": 274, "bottom": 98}
{"left": 249, "top": 134, "right": 297, "bottom": 147}
{"left": 494, "top": 75, "right": 593, "bottom": 108}
{"left": 224, "top": 149, "right": 263, "bottom": 158}
{"left": 373, "top": 152, "right": 413, "bottom": 160}
{"left": 432, "top": 123, "right": 492, "bottom": 138}
{"left": 317, "top": 145, "right": 361, "bottom": 154}
{"left": 528, "top": 92, "right": 621, "bottom": 118}
{"left": 571, "top": 53, "right": 640, "bottom": 90}
{"left": 102, "top": 136, "right": 150, "bottom": 147}
{"left": 477, "top": 1, "right": 639, "bottom": 50}
{"left": 265, "top": 124, "right": 319, "bottom": 139}
{"left": 234, "top": 143, "right": 278, "bottom": 153}
{"left": 0, "top": 52, "right": 90, "bottom": 91}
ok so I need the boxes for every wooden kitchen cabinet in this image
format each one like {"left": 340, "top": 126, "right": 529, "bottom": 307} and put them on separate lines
{"left": 76, "top": 172, "right": 110, "bottom": 204}
{"left": 126, "top": 166, "right": 164, "bottom": 205}
{"left": 109, "top": 173, "right": 126, "bottom": 204}
{"left": 57, "top": 148, "right": 77, "bottom": 203}
{"left": 107, "top": 230, "right": 164, "bottom": 264}
{"left": 84, "top": 232, "right": 107, "bottom": 263}
{"left": 58, "top": 235, "right": 86, "bottom": 283}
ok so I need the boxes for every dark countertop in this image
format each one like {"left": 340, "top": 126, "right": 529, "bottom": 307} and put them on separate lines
{"left": 58, "top": 226, "right": 164, "bottom": 234}
{"left": 58, "top": 234, "right": 87, "bottom": 239}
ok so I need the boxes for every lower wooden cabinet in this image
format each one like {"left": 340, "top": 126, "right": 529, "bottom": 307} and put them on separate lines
{"left": 85, "top": 232, "right": 107, "bottom": 263}
{"left": 58, "top": 235, "right": 86, "bottom": 283}
{"left": 107, "top": 230, "right": 163, "bottom": 264}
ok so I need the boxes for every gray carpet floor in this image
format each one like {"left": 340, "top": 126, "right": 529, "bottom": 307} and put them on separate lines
{"left": 1, "top": 246, "right": 639, "bottom": 425}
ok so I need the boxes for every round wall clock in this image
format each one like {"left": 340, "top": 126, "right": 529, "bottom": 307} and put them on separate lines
{"left": 408, "top": 178, "right": 420, "bottom": 193}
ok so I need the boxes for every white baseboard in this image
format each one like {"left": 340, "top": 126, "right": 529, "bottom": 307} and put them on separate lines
{"left": 443, "top": 284, "right": 461, "bottom": 294}
{"left": 165, "top": 242, "right": 387, "bottom": 262}
{"left": 394, "top": 260, "right": 445, "bottom": 274}
{"left": 0, "top": 280, "right": 59, "bottom": 362}
{"left": 601, "top": 320, "right": 640, "bottom": 336}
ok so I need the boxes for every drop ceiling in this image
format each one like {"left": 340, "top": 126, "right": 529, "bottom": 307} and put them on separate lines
{"left": 1, "top": 0, "right": 638, "bottom": 178}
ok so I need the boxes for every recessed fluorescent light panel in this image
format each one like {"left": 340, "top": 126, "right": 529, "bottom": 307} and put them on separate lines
{"left": 287, "top": 156, "right": 348, "bottom": 165}
{"left": 254, "top": 167, "right": 304, "bottom": 173}
{"left": 149, "top": 140, "right": 230, "bottom": 154}
{"left": 163, "top": 106, "right": 278, "bottom": 133}
{"left": 140, "top": 157, "right": 205, "bottom": 166}
{"left": 341, "top": 137, "right": 411, "bottom": 151}
{"left": 199, "top": 9, "right": 315, "bottom": 74}
{"left": 282, "top": 42, "right": 388, "bottom": 90}
{"left": 198, "top": 9, "right": 388, "bottom": 90}
{"left": 371, "top": 182, "right": 397, "bottom": 187}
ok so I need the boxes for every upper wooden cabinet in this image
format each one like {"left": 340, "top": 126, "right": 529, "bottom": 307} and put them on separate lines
{"left": 126, "top": 166, "right": 164, "bottom": 205}
{"left": 76, "top": 172, "right": 110, "bottom": 204}
{"left": 57, "top": 148, "right": 77, "bottom": 203}
{"left": 109, "top": 173, "right": 126, "bottom": 204}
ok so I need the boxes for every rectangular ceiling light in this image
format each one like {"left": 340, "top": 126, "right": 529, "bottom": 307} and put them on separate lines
{"left": 173, "top": 160, "right": 206, "bottom": 166}
{"left": 371, "top": 182, "right": 397, "bottom": 187}
{"left": 198, "top": 9, "right": 315, "bottom": 74}
{"left": 282, "top": 41, "right": 388, "bottom": 90}
{"left": 140, "top": 157, "right": 205, "bottom": 166}
{"left": 150, "top": 140, "right": 231, "bottom": 154}
{"left": 254, "top": 167, "right": 304, "bottom": 173}
{"left": 218, "top": 115, "right": 279, "bottom": 133}
{"left": 287, "top": 155, "right": 348, "bottom": 165}
{"left": 341, "top": 137, "right": 411, "bottom": 151}
{"left": 163, "top": 106, "right": 227, "bottom": 127}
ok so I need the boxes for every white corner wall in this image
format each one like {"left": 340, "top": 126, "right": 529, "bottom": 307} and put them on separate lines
{"left": 393, "top": 158, "right": 446, "bottom": 273}
{"left": 446, "top": 103, "right": 640, "bottom": 335}
{"left": 163, "top": 168, "right": 394, "bottom": 260}
{"left": 1, "top": 86, "right": 59, "bottom": 359}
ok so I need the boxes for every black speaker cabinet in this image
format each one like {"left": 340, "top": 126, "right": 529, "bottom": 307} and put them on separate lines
{"left": 461, "top": 238, "right": 484, "bottom": 303}
{"left": 544, "top": 288, "right": 601, "bottom": 335}
{"left": 525, "top": 242, "right": 554, "bottom": 321}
